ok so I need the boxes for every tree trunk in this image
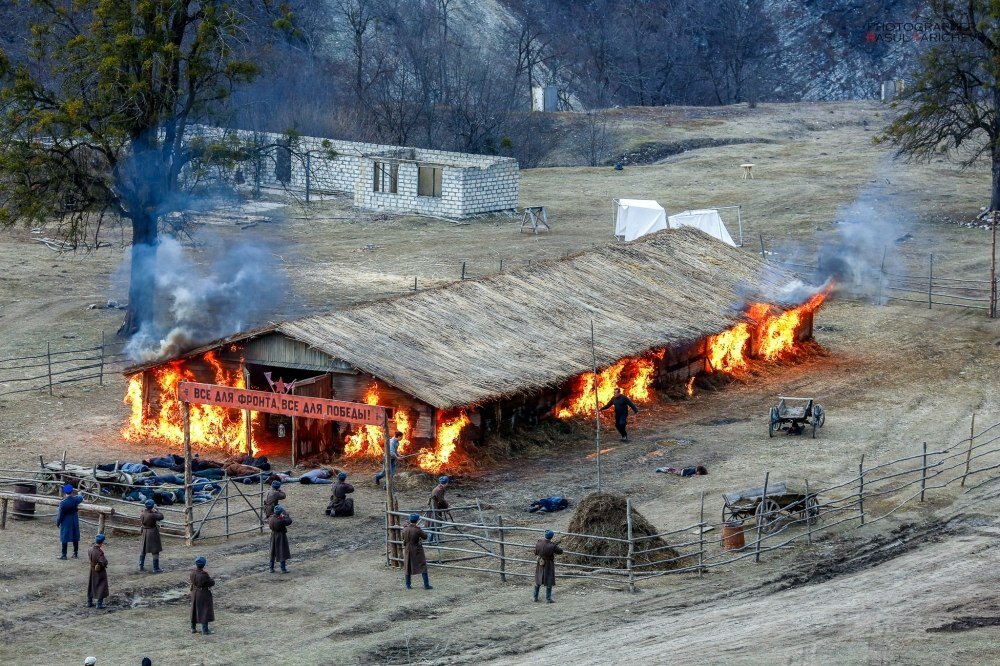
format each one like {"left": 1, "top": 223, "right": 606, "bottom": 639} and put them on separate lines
{"left": 117, "top": 212, "right": 159, "bottom": 338}
{"left": 992, "top": 147, "right": 1000, "bottom": 212}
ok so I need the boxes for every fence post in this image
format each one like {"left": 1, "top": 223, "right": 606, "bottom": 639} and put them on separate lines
{"left": 920, "top": 441, "right": 928, "bottom": 502}
{"left": 497, "top": 515, "right": 506, "bottom": 583}
{"left": 759, "top": 234, "right": 766, "bottom": 260}
{"left": 499, "top": 258, "right": 504, "bottom": 274}
{"left": 413, "top": 276, "right": 418, "bottom": 292}
{"left": 224, "top": 479, "right": 230, "bottom": 540}
{"left": 99, "top": 332, "right": 105, "bottom": 386}
{"left": 46, "top": 342, "right": 53, "bottom": 396}
{"left": 754, "top": 471, "right": 769, "bottom": 563}
{"left": 183, "top": 401, "right": 193, "bottom": 547}
{"left": 698, "top": 491, "right": 705, "bottom": 578}
{"left": 962, "top": 413, "right": 976, "bottom": 487}
{"left": 626, "top": 498, "right": 635, "bottom": 592}
{"left": 804, "top": 478, "right": 814, "bottom": 545}
{"left": 305, "top": 152, "right": 311, "bottom": 204}
{"left": 857, "top": 454, "right": 865, "bottom": 526}
{"left": 258, "top": 474, "right": 264, "bottom": 534}
{"left": 928, "top": 254, "right": 933, "bottom": 309}
{"left": 461, "top": 262, "right": 466, "bottom": 280}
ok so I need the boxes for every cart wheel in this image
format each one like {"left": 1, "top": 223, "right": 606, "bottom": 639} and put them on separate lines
{"left": 33, "top": 472, "right": 61, "bottom": 496}
{"left": 78, "top": 478, "right": 101, "bottom": 499}
{"left": 768, "top": 407, "right": 779, "bottom": 438}
{"left": 755, "top": 499, "right": 781, "bottom": 534}
{"left": 814, "top": 405, "right": 825, "bottom": 427}
{"left": 803, "top": 495, "right": 821, "bottom": 524}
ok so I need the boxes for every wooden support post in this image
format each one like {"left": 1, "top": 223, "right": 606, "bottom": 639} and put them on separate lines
{"left": 754, "top": 472, "right": 769, "bottom": 563}
{"left": 242, "top": 366, "right": 252, "bottom": 455}
{"left": 47, "top": 341, "right": 53, "bottom": 396}
{"left": 183, "top": 401, "right": 194, "bottom": 546}
{"left": 61, "top": 449, "right": 67, "bottom": 470}
{"left": 991, "top": 212, "right": 997, "bottom": 318}
{"left": 497, "top": 515, "right": 506, "bottom": 583}
{"left": 258, "top": 477, "right": 264, "bottom": 534}
{"left": 857, "top": 454, "right": 865, "bottom": 526}
{"left": 98, "top": 513, "right": 106, "bottom": 535}
{"left": 413, "top": 276, "right": 418, "bottom": 292}
{"left": 928, "top": 254, "right": 934, "bottom": 309}
{"left": 920, "top": 442, "right": 928, "bottom": 502}
{"left": 98, "top": 332, "right": 105, "bottom": 386}
{"left": 382, "top": 410, "right": 400, "bottom": 568}
{"left": 805, "top": 478, "right": 813, "bottom": 545}
{"left": 305, "top": 152, "right": 311, "bottom": 204}
{"left": 759, "top": 234, "right": 766, "bottom": 260}
{"left": 224, "top": 479, "right": 230, "bottom": 540}
{"left": 499, "top": 258, "right": 504, "bottom": 274}
{"left": 461, "top": 261, "right": 466, "bottom": 280}
{"left": 698, "top": 491, "right": 705, "bottom": 578}
{"left": 962, "top": 413, "right": 976, "bottom": 487}
{"left": 626, "top": 498, "right": 635, "bottom": 592}
{"left": 291, "top": 417, "right": 297, "bottom": 468}
{"left": 591, "top": 320, "right": 602, "bottom": 492}
{"left": 1, "top": 498, "right": 7, "bottom": 529}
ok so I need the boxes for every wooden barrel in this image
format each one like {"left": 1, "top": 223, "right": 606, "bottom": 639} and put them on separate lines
{"left": 13, "top": 483, "right": 37, "bottom": 520}
{"left": 721, "top": 521, "right": 745, "bottom": 550}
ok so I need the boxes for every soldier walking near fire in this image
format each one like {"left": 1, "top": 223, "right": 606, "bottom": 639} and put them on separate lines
{"left": 428, "top": 475, "right": 452, "bottom": 543}
{"left": 268, "top": 505, "right": 293, "bottom": 573}
{"left": 264, "top": 480, "right": 285, "bottom": 518}
{"left": 56, "top": 484, "right": 83, "bottom": 559}
{"left": 86, "top": 534, "right": 110, "bottom": 609}
{"left": 600, "top": 387, "right": 639, "bottom": 441}
{"left": 190, "top": 556, "right": 215, "bottom": 634}
{"left": 139, "top": 499, "right": 164, "bottom": 572}
{"left": 533, "top": 530, "right": 563, "bottom": 603}
{"left": 402, "top": 513, "right": 432, "bottom": 590}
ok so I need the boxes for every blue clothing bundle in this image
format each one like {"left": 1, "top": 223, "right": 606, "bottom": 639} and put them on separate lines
{"left": 56, "top": 495, "right": 84, "bottom": 543}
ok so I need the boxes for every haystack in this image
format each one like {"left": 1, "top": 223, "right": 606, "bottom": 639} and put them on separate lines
{"left": 562, "top": 492, "right": 683, "bottom": 571}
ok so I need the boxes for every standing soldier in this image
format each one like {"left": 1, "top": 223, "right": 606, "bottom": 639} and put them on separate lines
{"left": 374, "top": 431, "right": 403, "bottom": 486}
{"left": 402, "top": 513, "right": 432, "bottom": 590}
{"left": 268, "top": 505, "right": 292, "bottom": 573}
{"left": 428, "top": 475, "right": 451, "bottom": 543}
{"left": 139, "top": 499, "right": 164, "bottom": 573}
{"left": 264, "top": 480, "right": 285, "bottom": 519}
{"left": 190, "top": 556, "right": 215, "bottom": 635}
{"left": 533, "top": 529, "right": 563, "bottom": 603}
{"left": 86, "top": 533, "right": 109, "bottom": 609}
{"left": 56, "top": 484, "right": 83, "bottom": 560}
{"left": 600, "top": 387, "right": 639, "bottom": 441}
{"left": 326, "top": 472, "right": 355, "bottom": 517}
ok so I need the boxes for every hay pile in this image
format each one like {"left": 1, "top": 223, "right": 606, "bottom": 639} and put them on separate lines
{"left": 562, "top": 492, "right": 683, "bottom": 571}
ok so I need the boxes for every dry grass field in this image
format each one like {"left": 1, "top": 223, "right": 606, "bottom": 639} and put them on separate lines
{"left": 0, "top": 102, "right": 998, "bottom": 665}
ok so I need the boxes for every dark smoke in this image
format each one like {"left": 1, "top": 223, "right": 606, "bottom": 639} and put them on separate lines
{"left": 121, "top": 233, "right": 290, "bottom": 362}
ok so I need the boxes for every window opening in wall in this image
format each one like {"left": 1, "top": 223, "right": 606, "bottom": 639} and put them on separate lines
{"left": 417, "top": 165, "right": 443, "bottom": 197}
{"left": 373, "top": 161, "right": 398, "bottom": 194}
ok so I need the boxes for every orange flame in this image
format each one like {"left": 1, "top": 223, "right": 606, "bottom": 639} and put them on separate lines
{"left": 343, "top": 385, "right": 384, "bottom": 457}
{"left": 686, "top": 376, "right": 696, "bottom": 397}
{"left": 416, "top": 410, "right": 471, "bottom": 473}
{"left": 707, "top": 323, "right": 751, "bottom": 373}
{"left": 121, "top": 351, "right": 254, "bottom": 454}
{"left": 557, "top": 351, "right": 664, "bottom": 419}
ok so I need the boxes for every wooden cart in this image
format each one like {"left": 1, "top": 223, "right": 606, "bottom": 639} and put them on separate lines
{"left": 722, "top": 481, "right": 819, "bottom": 534}
{"left": 33, "top": 460, "right": 138, "bottom": 497}
{"left": 768, "top": 396, "right": 825, "bottom": 438}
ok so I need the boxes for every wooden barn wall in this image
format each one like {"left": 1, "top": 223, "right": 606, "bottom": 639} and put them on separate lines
{"left": 240, "top": 333, "right": 353, "bottom": 372}
{"left": 328, "top": 374, "right": 436, "bottom": 442}
{"left": 292, "top": 374, "right": 333, "bottom": 459}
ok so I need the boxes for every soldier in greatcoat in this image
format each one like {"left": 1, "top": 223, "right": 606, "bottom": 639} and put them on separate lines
{"left": 533, "top": 529, "right": 563, "bottom": 603}
{"left": 139, "top": 499, "right": 164, "bottom": 572}
{"left": 268, "top": 505, "right": 292, "bottom": 573}
{"left": 86, "top": 533, "right": 109, "bottom": 609}
{"left": 402, "top": 513, "right": 432, "bottom": 590}
{"left": 264, "top": 480, "right": 285, "bottom": 519}
{"left": 56, "top": 484, "right": 84, "bottom": 559}
{"left": 190, "top": 556, "right": 215, "bottom": 634}
{"left": 326, "top": 472, "right": 355, "bottom": 517}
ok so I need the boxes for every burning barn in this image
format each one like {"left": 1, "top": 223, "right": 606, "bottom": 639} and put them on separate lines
{"left": 122, "top": 228, "right": 828, "bottom": 473}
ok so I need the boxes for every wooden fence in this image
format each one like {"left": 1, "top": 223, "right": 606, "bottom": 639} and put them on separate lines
{"left": 385, "top": 414, "right": 1000, "bottom": 590}
{"left": 0, "top": 333, "right": 129, "bottom": 396}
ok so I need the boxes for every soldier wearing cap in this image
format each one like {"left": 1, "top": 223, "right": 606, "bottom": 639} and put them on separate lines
{"left": 264, "top": 480, "right": 285, "bottom": 519}
{"left": 267, "top": 505, "right": 293, "bottom": 573}
{"left": 402, "top": 513, "right": 432, "bottom": 590}
{"left": 190, "top": 556, "right": 215, "bottom": 634}
{"left": 87, "top": 533, "right": 110, "bottom": 609}
{"left": 533, "top": 529, "right": 563, "bottom": 603}
{"left": 56, "top": 484, "right": 84, "bottom": 559}
{"left": 326, "top": 471, "right": 355, "bottom": 517}
{"left": 139, "top": 499, "right": 164, "bottom": 572}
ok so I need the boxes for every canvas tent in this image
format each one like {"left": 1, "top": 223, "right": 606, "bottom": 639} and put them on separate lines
{"left": 614, "top": 199, "right": 667, "bottom": 241}
{"left": 668, "top": 209, "right": 736, "bottom": 246}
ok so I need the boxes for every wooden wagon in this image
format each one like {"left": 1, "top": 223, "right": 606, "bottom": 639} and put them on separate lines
{"left": 768, "top": 396, "right": 825, "bottom": 438}
{"left": 33, "top": 459, "right": 138, "bottom": 497}
{"left": 722, "top": 481, "right": 819, "bottom": 533}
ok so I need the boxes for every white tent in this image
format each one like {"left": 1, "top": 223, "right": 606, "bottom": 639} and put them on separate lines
{"left": 667, "top": 209, "right": 736, "bottom": 246}
{"left": 614, "top": 199, "right": 667, "bottom": 241}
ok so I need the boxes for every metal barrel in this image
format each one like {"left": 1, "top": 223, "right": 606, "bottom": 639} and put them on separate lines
{"left": 13, "top": 483, "right": 37, "bottom": 520}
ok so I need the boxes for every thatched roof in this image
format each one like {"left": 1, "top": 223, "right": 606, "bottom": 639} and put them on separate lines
{"left": 282, "top": 227, "right": 792, "bottom": 409}
{"left": 127, "top": 228, "right": 798, "bottom": 409}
